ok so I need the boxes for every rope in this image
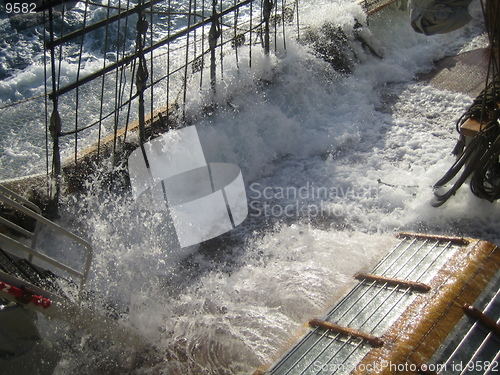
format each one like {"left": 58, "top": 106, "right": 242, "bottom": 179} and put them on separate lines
{"left": 34, "top": 0, "right": 297, "bottom": 193}
{"left": 455, "top": 78, "right": 500, "bottom": 133}
{"left": 135, "top": 2, "right": 150, "bottom": 168}
{"left": 262, "top": 0, "right": 274, "bottom": 54}
{"left": 183, "top": 0, "right": 195, "bottom": 118}
{"left": 433, "top": 0, "right": 500, "bottom": 206}
{"left": 209, "top": 2, "right": 222, "bottom": 54}
{"left": 74, "top": 0, "right": 90, "bottom": 166}
{"left": 43, "top": 10, "right": 50, "bottom": 194}
{"left": 263, "top": 0, "right": 274, "bottom": 23}
{"left": 219, "top": 0, "right": 224, "bottom": 82}
{"left": 112, "top": 0, "right": 128, "bottom": 158}
{"left": 149, "top": 0, "right": 155, "bottom": 135}
{"left": 209, "top": 0, "right": 222, "bottom": 95}
{"left": 469, "top": 132, "right": 500, "bottom": 200}
{"left": 48, "top": 6, "right": 61, "bottom": 205}
{"left": 199, "top": 0, "right": 206, "bottom": 89}
{"left": 250, "top": 0, "right": 253, "bottom": 67}
{"left": 0, "top": 93, "right": 46, "bottom": 111}
{"left": 433, "top": 122, "right": 498, "bottom": 206}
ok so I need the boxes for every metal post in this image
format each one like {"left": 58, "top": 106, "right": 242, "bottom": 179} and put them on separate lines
{"left": 48, "top": 6, "right": 61, "bottom": 214}
{"left": 209, "top": 0, "right": 221, "bottom": 99}
{"left": 296, "top": 0, "right": 300, "bottom": 41}
{"left": 136, "top": 7, "right": 150, "bottom": 165}
{"left": 49, "top": 106, "right": 61, "bottom": 198}
{"left": 182, "top": 0, "right": 193, "bottom": 119}
{"left": 263, "top": 0, "right": 274, "bottom": 54}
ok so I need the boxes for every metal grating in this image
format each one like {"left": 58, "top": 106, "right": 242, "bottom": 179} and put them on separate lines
{"left": 429, "top": 269, "right": 500, "bottom": 375}
{"left": 268, "top": 234, "right": 465, "bottom": 375}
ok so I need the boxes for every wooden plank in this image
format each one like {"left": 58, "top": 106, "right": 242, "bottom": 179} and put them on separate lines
{"left": 460, "top": 117, "right": 486, "bottom": 137}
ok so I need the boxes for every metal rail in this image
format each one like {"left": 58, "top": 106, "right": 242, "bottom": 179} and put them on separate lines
{"left": 33, "top": 0, "right": 301, "bottom": 202}
{"left": 44, "top": 0, "right": 166, "bottom": 49}
{"left": 0, "top": 185, "right": 92, "bottom": 289}
{"left": 48, "top": 0, "right": 257, "bottom": 99}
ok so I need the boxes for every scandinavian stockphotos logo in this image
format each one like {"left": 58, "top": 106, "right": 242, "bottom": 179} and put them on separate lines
{"left": 128, "top": 126, "right": 248, "bottom": 247}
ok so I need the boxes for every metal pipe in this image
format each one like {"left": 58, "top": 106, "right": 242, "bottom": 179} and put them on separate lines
{"left": 0, "top": 191, "right": 93, "bottom": 289}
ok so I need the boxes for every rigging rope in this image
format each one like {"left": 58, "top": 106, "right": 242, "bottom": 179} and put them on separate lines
{"left": 47, "top": 5, "right": 62, "bottom": 208}
{"left": 433, "top": 0, "right": 500, "bottom": 206}
{"left": 209, "top": 0, "right": 222, "bottom": 94}
{"left": 33, "top": 0, "right": 296, "bottom": 200}
{"left": 433, "top": 119, "right": 500, "bottom": 205}
{"left": 135, "top": 3, "right": 150, "bottom": 168}
{"left": 262, "top": 0, "right": 274, "bottom": 54}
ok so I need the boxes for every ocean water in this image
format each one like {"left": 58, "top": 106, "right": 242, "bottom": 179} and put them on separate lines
{"left": 1, "top": 0, "right": 499, "bottom": 374}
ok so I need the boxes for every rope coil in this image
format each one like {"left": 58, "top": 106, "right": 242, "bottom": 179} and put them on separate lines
{"left": 434, "top": 86, "right": 500, "bottom": 206}
{"left": 433, "top": 0, "right": 500, "bottom": 206}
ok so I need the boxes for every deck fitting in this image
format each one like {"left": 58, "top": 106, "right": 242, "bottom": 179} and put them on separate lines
{"left": 354, "top": 272, "right": 431, "bottom": 293}
{"left": 462, "top": 304, "right": 500, "bottom": 336}
{"left": 308, "top": 318, "right": 384, "bottom": 348}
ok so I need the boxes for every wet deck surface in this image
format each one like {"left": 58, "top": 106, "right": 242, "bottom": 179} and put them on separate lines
{"left": 261, "top": 234, "right": 500, "bottom": 375}
{"left": 420, "top": 48, "right": 491, "bottom": 97}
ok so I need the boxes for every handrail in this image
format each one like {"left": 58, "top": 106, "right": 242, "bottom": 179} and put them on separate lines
{"left": 0, "top": 184, "right": 42, "bottom": 215}
{"left": 48, "top": 0, "right": 256, "bottom": 99}
{"left": 44, "top": 0, "right": 166, "bottom": 49}
{"left": 0, "top": 0, "right": 299, "bottom": 199}
{"left": 0, "top": 185, "right": 93, "bottom": 289}
{"left": 0, "top": 184, "right": 43, "bottom": 262}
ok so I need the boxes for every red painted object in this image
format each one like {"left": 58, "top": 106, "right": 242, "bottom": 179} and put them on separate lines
{"left": 0, "top": 281, "right": 51, "bottom": 309}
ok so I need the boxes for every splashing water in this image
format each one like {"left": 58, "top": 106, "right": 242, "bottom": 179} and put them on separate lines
{"left": 2, "top": 1, "right": 500, "bottom": 374}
